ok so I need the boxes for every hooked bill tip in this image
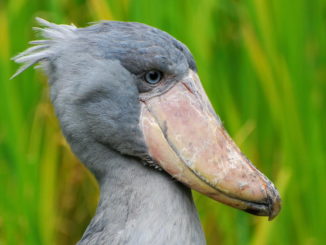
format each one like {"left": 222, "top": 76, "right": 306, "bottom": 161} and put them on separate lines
{"left": 268, "top": 196, "right": 281, "bottom": 221}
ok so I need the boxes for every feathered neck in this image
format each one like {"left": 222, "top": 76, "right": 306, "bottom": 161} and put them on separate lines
{"left": 78, "top": 152, "right": 206, "bottom": 245}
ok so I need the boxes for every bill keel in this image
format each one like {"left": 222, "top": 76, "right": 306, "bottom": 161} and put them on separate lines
{"left": 140, "top": 70, "right": 281, "bottom": 220}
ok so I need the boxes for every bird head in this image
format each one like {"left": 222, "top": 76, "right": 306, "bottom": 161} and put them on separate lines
{"left": 12, "top": 18, "right": 281, "bottom": 220}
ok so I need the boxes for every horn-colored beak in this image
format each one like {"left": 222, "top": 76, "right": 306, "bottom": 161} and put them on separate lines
{"left": 140, "top": 70, "right": 281, "bottom": 220}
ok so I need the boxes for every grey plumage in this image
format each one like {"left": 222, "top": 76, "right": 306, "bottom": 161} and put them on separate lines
{"left": 80, "top": 153, "right": 204, "bottom": 245}
{"left": 13, "top": 18, "right": 205, "bottom": 244}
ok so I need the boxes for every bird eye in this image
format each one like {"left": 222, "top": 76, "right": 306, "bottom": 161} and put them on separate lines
{"left": 144, "top": 70, "right": 162, "bottom": 84}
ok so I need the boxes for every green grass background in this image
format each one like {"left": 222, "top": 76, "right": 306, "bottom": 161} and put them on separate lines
{"left": 0, "top": 0, "right": 325, "bottom": 244}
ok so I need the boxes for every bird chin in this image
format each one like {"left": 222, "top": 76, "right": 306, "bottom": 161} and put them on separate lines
{"left": 139, "top": 70, "right": 281, "bottom": 220}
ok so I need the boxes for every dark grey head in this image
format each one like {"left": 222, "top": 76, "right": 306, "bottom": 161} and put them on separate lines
{"left": 12, "top": 18, "right": 281, "bottom": 219}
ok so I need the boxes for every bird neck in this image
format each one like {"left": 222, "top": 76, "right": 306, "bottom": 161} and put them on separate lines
{"left": 78, "top": 152, "right": 206, "bottom": 245}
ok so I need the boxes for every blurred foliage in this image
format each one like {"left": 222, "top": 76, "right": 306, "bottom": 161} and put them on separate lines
{"left": 0, "top": 0, "right": 325, "bottom": 244}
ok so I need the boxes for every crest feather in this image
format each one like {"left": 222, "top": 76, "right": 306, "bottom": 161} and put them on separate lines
{"left": 11, "top": 17, "right": 77, "bottom": 79}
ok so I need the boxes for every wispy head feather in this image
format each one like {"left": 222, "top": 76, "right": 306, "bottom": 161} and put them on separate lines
{"left": 11, "top": 17, "right": 77, "bottom": 79}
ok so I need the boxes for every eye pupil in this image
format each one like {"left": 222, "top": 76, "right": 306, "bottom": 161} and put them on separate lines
{"left": 145, "top": 70, "right": 162, "bottom": 84}
{"left": 149, "top": 72, "right": 158, "bottom": 80}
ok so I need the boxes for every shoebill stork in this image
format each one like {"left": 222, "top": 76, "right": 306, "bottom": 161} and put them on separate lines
{"left": 12, "top": 18, "right": 281, "bottom": 245}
